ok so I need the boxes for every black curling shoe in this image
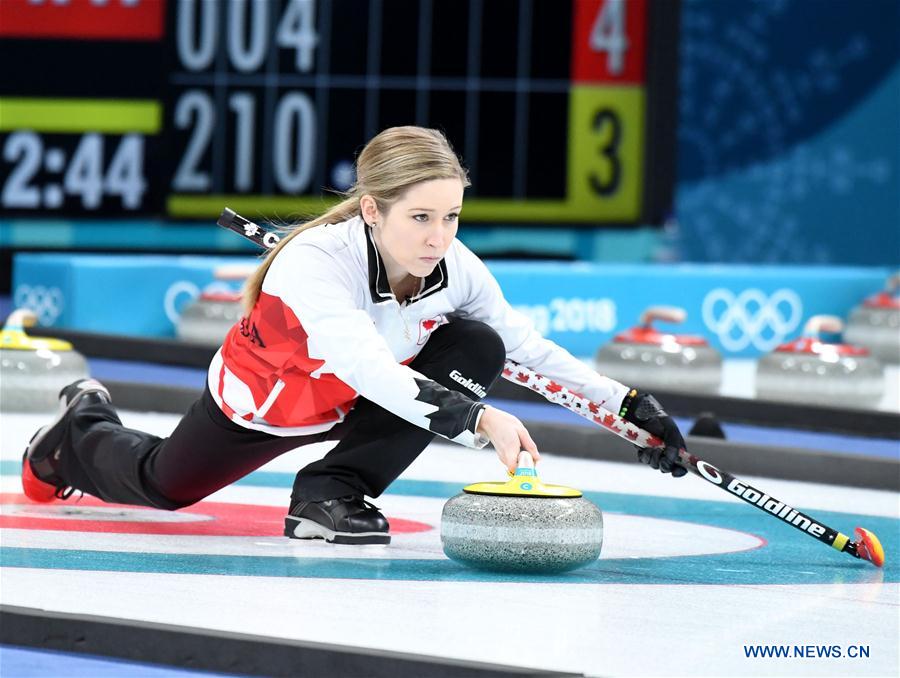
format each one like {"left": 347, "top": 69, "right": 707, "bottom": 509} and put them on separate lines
{"left": 284, "top": 496, "right": 391, "bottom": 544}
{"left": 22, "top": 378, "right": 111, "bottom": 502}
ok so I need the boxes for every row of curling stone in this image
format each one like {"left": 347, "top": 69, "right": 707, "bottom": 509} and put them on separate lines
{"left": 176, "top": 264, "right": 254, "bottom": 346}
{"left": 595, "top": 306, "right": 722, "bottom": 394}
{"left": 441, "top": 453, "right": 603, "bottom": 574}
{"left": 0, "top": 309, "right": 90, "bottom": 413}
{"left": 756, "top": 315, "right": 885, "bottom": 409}
{"left": 844, "top": 273, "right": 899, "bottom": 363}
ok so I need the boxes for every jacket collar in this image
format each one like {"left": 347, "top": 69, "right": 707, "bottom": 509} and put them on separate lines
{"left": 363, "top": 223, "right": 449, "bottom": 305}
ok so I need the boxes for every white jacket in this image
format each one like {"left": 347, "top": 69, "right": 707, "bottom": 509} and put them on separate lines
{"left": 208, "top": 216, "right": 629, "bottom": 446}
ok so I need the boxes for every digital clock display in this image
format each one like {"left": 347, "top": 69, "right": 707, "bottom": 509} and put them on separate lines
{"left": 2, "top": 130, "right": 154, "bottom": 212}
{"left": 0, "top": 0, "right": 678, "bottom": 225}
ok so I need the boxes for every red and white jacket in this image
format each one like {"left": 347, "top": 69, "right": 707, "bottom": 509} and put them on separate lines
{"left": 208, "top": 216, "right": 629, "bottom": 447}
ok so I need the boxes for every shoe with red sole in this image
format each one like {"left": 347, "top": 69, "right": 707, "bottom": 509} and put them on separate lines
{"left": 22, "top": 378, "right": 111, "bottom": 502}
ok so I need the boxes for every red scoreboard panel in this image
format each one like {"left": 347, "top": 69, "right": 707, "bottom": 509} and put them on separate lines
{"left": 0, "top": 0, "right": 679, "bottom": 226}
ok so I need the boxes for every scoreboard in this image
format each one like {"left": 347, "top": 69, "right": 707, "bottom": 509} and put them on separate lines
{"left": 0, "top": 0, "right": 679, "bottom": 225}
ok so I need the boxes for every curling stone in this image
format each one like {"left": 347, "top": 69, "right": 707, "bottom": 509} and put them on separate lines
{"left": 844, "top": 274, "right": 899, "bottom": 364}
{"left": 595, "top": 306, "right": 722, "bottom": 394}
{"left": 0, "top": 309, "right": 90, "bottom": 413}
{"left": 176, "top": 263, "right": 254, "bottom": 346}
{"left": 441, "top": 453, "right": 603, "bottom": 574}
{"left": 755, "top": 315, "right": 884, "bottom": 408}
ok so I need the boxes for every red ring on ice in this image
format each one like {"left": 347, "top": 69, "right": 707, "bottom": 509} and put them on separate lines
{"left": 0, "top": 493, "right": 432, "bottom": 536}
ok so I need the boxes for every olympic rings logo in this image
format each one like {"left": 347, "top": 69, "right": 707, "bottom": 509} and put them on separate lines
{"left": 702, "top": 288, "right": 803, "bottom": 352}
{"left": 13, "top": 285, "right": 64, "bottom": 325}
{"left": 164, "top": 280, "right": 237, "bottom": 325}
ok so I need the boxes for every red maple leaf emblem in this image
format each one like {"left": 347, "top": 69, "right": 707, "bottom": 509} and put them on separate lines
{"left": 602, "top": 414, "right": 615, "bottom": 427}
{"left": 626, "top": 430, "right": 639, "bottom": 440}
{"left": 516, "top": 372, "right": 529, "bottom": 383}
{"left": 546, "top": 381, "right": 562, "bottom": 394}
{"left": 588, "top": 403, "right": 599, "bottom": 414}
{"left": 502, "top": 367, "right": 512, "bottom": 377}
{"left": 416, "top": 315, "right": 447, "bottom": 345}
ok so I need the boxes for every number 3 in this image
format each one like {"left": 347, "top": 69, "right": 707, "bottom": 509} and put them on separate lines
{"left": 589, "top": 108, "right": 621, "bottom": 196}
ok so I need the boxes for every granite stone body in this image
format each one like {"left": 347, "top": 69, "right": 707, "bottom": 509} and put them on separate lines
{"left": 176, "top": 295, "right": 243, "bottom": 346}
{"left": 0, "top": 348, "right": 89, "bottom": 413}
{"left": 441, "top": 493, "right": 603, "bottom": 574}
{"left": 845, "top": 305, "right": 900, "bottom": 364}
{"left": 755, "top": 351, "right": 884, "bottom": 407}
{"left": 595, "top": 341, "right": 722, "bottom": 394}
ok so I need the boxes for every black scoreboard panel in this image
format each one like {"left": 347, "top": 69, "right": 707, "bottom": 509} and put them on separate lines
{"left": 0, "top": 0, "right": 679, "bottom": 225}
{"left": 0, "top": 0, "right": 167, "bottom": 217}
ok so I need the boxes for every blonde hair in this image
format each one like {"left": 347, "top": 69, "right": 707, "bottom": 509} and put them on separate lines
{"left": 243, "top": 126, "right": 470, "bottom": 311}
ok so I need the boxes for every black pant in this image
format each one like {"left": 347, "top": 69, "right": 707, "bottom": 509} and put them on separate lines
{"left": 56, "top": 319, "right": 505, "bottom": 510}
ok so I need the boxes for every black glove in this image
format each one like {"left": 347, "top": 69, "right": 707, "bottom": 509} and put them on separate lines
{"left": 620, "top": 389, "right": 687, "bottom": 478}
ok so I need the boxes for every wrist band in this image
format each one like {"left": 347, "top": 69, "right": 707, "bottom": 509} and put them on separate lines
{"left": 618, "top": 388, "right": 639, "bottom": 418}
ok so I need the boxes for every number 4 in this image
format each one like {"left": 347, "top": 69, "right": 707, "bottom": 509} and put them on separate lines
{"left": 105, "top": 136, "right": 146, "bottom": 209}
{"left": 65, "top": 135, "right": 104, "bottom": 209}
{"left": 590, "top": 0, "right": 628, "bottom": 76}
{"left": 277, "top": 0, "right": 318, "bottom": 73}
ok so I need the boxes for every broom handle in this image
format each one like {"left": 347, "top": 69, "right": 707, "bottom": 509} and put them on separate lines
{"left": 500, "top": 361, "right": 865, "bottom": 561}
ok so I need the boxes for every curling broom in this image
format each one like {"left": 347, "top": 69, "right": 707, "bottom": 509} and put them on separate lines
{"left": 216, "top": 207, "right": 885, "bottom": 568}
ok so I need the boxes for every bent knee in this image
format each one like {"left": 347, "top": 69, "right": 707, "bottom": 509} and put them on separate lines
{"left": 454, "top": 320, "right": 506, "bottom": 376}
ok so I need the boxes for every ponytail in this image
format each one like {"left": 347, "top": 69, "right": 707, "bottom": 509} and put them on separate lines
{"left": 242, "top": 196, "right": 360, "bottom": 311}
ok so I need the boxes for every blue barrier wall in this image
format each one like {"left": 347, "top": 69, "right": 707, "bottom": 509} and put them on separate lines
{"left": 12, "top": 253, "right": 891, "bottom": 358}
{"left": 11, "top": 254, "right": 257, "bottom": 335}
{"left": 674, "top": 0, "right": 900, "bottom": 265}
